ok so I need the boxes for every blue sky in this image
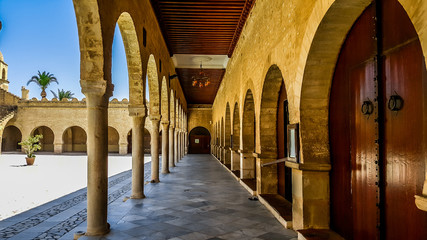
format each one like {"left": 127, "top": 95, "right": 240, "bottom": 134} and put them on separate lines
{"left": 0, "top": 0, "right": 129, "bottom": 100}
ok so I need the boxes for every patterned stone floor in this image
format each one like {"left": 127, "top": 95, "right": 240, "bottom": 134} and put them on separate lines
{"left": 0, "top": 154, "right": 297, "bottom": 240}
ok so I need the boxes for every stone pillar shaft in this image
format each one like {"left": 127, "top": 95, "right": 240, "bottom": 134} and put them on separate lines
{"left": 169, "top": 127, "right": 175, "bottom": 168}
{"left": 161, "top": 122, "right": 169, "bottom": 174}
{"left": 174, "top": 130, "right": 178, "bottom": 164}
{"left": 86, "top": 93, "right": 109, "bottom": 235}
{"left": 131, "top": 116, "right": 146, "bottom": 198}
{"left": 150, "top": 118, "right": 161, "bottom": 182}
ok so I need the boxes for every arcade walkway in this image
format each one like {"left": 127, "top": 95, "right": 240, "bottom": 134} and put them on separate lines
{"left": 0, "top": 154, "right": 297, "bottom": 240}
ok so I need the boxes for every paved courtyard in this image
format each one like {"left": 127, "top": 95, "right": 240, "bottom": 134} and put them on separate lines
{"left": 0, "top": 154, "right": 297, "bottom": 240}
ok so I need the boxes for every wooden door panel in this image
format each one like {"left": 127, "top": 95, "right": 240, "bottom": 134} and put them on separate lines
{"left": 350, "top": 61, "right": 378, "bottom": 240}
{"left": 383, "top": 39, "right": 427, "bottom": 240}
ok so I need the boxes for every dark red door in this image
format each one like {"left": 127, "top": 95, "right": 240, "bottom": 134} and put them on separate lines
{"left": 330, "top": 1, "right": 427, "bottom": 239}
{"left": 189, "top": 127, "right": 211, "bottom": 154}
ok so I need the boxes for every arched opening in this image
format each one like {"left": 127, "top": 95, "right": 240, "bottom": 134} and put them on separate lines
{"left": 161, "top": 77, "right": 169, "bottom": 122}
{"left": 224, "top": 103, "right": 231, "bottom": 168}
{"left": 241, "top": 89, "right": 256, "bottom": 191}
{"left": 2, "top": 126, "right": 22, "bottom": 152}
{"left": 1, "top": 69, "right": 5, "bottom": 80}
{"left": 108, "top": 126, "right": 119, "bottom": 153}
{"left": 189, "top": 127, "right": 211, "bottom": 154}
{"left": 232, "top": 102, "right": 240, "bottom": 174}
{"left": 329, "top": 1, "right": 427, "bottom": 239}
{"left": 220, "top": 117, "right": 224, "bottom": 162}
{"left": 144, "top": 128, "right": 151, "bottom": 154}
{"left": 147, "top": 54, "right": 160, "bottom": 116}
{"left": 32, "top": 126, "right": 54, "bottom": 152}
{"left": 127, "top": 129, "right": 132, "bottom": 153}
{"left": 62, "top": 126, "right": 87, "bottom": 152}
{"left": 116, "top": 12, "right": 143, "bottom": 105}
{"left": 257, "top": 65, "right": 293, "bottom": 220}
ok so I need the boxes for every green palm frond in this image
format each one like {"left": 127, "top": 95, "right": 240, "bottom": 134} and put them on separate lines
{"left": 27, "top": 71, "right": 59, "bottom": 91}
{"left": 50, "top": 89, "right": 74, "bottom": 100}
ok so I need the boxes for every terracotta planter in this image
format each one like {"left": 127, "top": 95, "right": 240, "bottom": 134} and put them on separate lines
{"left": 26, "top": 157, "right": 35, "bottom": 165}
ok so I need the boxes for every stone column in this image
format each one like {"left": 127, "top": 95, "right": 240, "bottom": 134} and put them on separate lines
{"left": 184, "top": 132, "right": 188, "bottom": 155}
{"left": 129, "top": 105, "right": 147, "bottom": 199}
{"left": 169, "top": 127, "right": 175, "bottom": 168}
{"left": 150, "top": 116, "right": 161, "bottom": 182}
{"left": 240, "top": 151, "right": 255, "bottom": 179}
{"left": 174, "top": 129, "right": 178, "bottom": 165}
{"left": 161, "top": 121, "right": 169, "bottom": 174}
{"left": 54, "top": 141, "right": 63, "bottom": 154}
{"left": 119, "top": 142, "right": 127, "bottom": 155}
{"left": 231, "top": 149, "right": 240, "bottom": 170}
{"left": 81, "top": 80, "right": 110, "bottom": 236}
{"left": 292, "top": 166, "right": 330, "bottom": 230}
{"left": 256, "top": 155, "right": 278, "bottom": 194}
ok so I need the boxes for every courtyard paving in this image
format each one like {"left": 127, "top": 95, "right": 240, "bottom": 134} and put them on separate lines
{"left": 0, "top": 154, "right": 297, "bottom": 240}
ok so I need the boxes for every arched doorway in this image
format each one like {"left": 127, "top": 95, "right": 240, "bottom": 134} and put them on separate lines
{"left": 189, "top": 127, "right": 211, "bottom": 154}
{"left": 232, "top": 102, "right": 240, "bottom": 174}
{"left": 241, "top": 89, "right": 256, "bottom": 191}
{"left": 2, "top": 126, "right": 22, "bottom": 152}
{"left": 63, "top": 126, "right": 87, "bottom": 152}
{"left": 329, "top": 1, "right": 427, "bottom": 239}
{"left": 144, "top": 128, "right": 151, "bottom": 154}
{"left": 224, "top": 103, "right": 231, "bottom": 168}
{"left": 108, "top": 127, "right": 119, "bottom": 153}
{"left": 32, "top": 126, "right": 54, "bottom": 152}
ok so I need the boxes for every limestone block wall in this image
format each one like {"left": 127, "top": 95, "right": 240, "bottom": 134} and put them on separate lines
{"left": 4, "top": 98, "right": 156, "bottom": 153}
{"left": 187, "top": 104, "right": 212, "bottom": 136}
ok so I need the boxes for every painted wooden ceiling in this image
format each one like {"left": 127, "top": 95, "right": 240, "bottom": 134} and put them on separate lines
{"left": 150, "top": 0, "right": 255, "bottom": 104}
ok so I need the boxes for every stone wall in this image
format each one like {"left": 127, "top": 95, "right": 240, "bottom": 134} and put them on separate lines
{"left": 211, "top": 0, "right": 427, "bottom": 230}
{"left": 187, "top": 104, "right": 212, "bottom": 136}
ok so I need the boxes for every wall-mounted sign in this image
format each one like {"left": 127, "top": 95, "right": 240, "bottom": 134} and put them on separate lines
{"left": 195, "top": 139, "right": 199, "bottom": 143}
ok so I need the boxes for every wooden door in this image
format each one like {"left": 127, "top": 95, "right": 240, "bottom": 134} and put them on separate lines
{"left": 381, "top": 1, "right": 427, "bottom": 238}
{"left": 330, "top": 1, "right": 427, "bottom": 239}
{"left": 189, "top": 135, "right": 210, "bottom": 154}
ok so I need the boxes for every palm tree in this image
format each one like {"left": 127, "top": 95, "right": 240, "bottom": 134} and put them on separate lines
{"left": 50, "top": 89, "right": 74, "bottom": 101}
{"left": 27, "top": 71, "right": 58, "bottom": 99}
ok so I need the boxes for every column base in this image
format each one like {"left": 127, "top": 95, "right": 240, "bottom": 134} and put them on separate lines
{"left": 85, "top": 223, "right": 110, "bottom": 236}
{"left": 161, "top": 170, "right": 170, "bottom": 174}
{"left": 150, "top": 179, "right": 160, "bottom": 183}
{"left": 131, "top": 194, "right": 146, "bottom": 199}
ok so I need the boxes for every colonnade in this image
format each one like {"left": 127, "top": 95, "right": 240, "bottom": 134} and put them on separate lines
{"left": 82, "top": 82, "right": 188, "bottom": 235}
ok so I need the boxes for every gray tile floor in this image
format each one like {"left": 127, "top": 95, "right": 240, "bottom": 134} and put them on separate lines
{"left": 0, "top": 154, "right": 297, "bottom": 240}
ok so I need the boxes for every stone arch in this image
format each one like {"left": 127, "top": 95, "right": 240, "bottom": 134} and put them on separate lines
{"left": 260, "top": 65, "right": 285, "bottom": 158}
{"left": 242, "top": 90, "right": 255, "bottom": 152}
{"left": 2, "top": 125, "right": 22, "bottom": 152}
{"left": 63, "top": 126, "right": 87, "bottom": 152}
{"left": 188, "top": 126, "right": 211, "bottom": 154}
{"left": 298, "top": 0, "right": 427, "bottom": 165}
{"left": 233, "top": 102, "right": 240, "bottom": 150}
{"left": 147, "top": 54, "right": 160, "bottom": 116}
{"left": 32, "top": 126, "right": 54, "bottom": 152}
{"left": 72, "top": 0, "right": 104, "bottom": 84}
{"left": 117, "top": 12, "right": 144, "bottom": 106}
{"left": 220, "top": 117, "right": 224, "bottom": 148}
{"left": 224, "top": 103, "right": 231, "bottom": 166}
{"left": 108, "top": 126, "right": 119, "bottom": 153}
{"left": 161, "top": 76, "right": 169, "bottom": 121}
{"left": 170, "top": 90, "right": 175, "bottom": 128}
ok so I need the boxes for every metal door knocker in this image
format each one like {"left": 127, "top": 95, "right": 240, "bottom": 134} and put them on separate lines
{"left": 361, "top": 99, "right": 374, "bottom": 115}
{"left": 388, "top": 93, "right": 404, "bottom": 111}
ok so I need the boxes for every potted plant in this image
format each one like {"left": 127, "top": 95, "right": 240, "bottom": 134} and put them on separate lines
{"left": 19, "top": 134, "right": 43, "bottom": 165}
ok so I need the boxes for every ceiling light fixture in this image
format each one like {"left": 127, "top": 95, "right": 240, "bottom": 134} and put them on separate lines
{"left": 192, "top": 62, "right": 210, "bottom": 88}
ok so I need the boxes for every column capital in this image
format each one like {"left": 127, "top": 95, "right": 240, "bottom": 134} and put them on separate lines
{"left": 80, "top": 79, "right": 114, "bottom": 98}
{"left": 161, "top": 120, "right": 170, "bottom": 126}
{"left": 149, "top": 114, "right": 162, "bottom": 122}
{"left": 128, "top": 104, "right": 147, "bottom": 117}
